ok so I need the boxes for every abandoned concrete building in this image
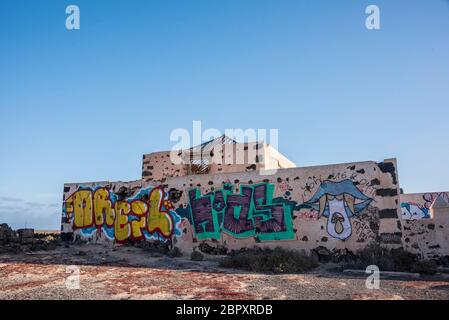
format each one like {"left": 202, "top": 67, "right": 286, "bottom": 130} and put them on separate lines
{"left": 62, "top": 135, "right": 449, "bottom": 259}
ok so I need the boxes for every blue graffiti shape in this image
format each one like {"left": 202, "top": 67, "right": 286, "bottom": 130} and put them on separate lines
{"left": 305, "top": 179, "right": 373, "bottom": 240}
{"left": 400, "top": 203, "right": 430, "bottom": 220}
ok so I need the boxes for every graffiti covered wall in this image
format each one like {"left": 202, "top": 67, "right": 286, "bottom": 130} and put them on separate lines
{"left": 400, "top": 192, "right": 449, "bottom": 220}
{"left": 62, "top": 159, "right": 403, "bottom": 254}
{"left": 400, "top": 192, "right": 449, "bottom": 259}
{"left": 62, "top": 181, "right": 182, "bottom": 243}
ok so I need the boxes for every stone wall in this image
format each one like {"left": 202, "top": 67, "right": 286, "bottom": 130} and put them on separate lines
{"left": 62, "top": 158, "right": 404, "bottom": 255}
{"left": 141, "top": 142, "right": 296, "bottom": 183}
{"left": 400, "top": 192, "right": 449, "bottom": 259}
{"left": 400, "top": 192, "right": 449, "bottom": 219}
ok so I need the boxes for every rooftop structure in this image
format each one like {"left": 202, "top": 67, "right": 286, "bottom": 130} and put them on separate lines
{"left": 141, "top": 135, "right": 296, "bottom": 182}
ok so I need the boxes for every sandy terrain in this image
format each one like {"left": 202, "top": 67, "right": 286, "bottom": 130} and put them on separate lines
{"left": 1, "top": 244, "right": 448, "bottom": 300}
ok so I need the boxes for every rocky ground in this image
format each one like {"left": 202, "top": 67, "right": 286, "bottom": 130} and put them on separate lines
{"left": 1, "top": 243, "right": 449, "bottom": 300}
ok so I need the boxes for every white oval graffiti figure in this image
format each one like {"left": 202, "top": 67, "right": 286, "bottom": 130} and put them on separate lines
{"left": 305, "top": 180, "right": 373, "bottom": 240}
{"left": 327, "top": 197, "right": 352, "bottom": 239}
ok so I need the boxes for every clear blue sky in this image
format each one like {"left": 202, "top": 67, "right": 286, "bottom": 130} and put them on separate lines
{"left": 1, "top": 0, "right": 448, "bottom": 229}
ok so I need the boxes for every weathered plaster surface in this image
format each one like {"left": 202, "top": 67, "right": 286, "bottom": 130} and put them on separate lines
{"left": 62, "top": 158, "right": 408, "bottom": 255}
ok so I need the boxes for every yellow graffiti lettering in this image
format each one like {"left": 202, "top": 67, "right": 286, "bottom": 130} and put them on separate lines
{"left": 65, "top": 197, "right": 74, "bottom": 214}
{"left": 131, "top": 200, "right": 148, "bottom": 215}
{"left": 66, "top": 187, "right": 177, "bottom": 242}
{"left": 147, "top": 189, "right": 173, "bottom": 238}
{"left": 130, "top": 217, "right": 146, "bottom": 239}
{"left": 71, "top": 190, "right": 93, "bottom": 228}
{"left": 130, "top": 200, "right": 147, "bottom": 239}
{"left": 93, "top": 188, "right": 114, "bottom": 227}
{"left": 114, "top": 201, "right": 130, "bottom": 242}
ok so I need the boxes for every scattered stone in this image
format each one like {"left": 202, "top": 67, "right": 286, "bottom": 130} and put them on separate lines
{"left": 168, "top": 247, "right": 183, "bottom": 258}
{"left": 191, "top": 250, "right": 204, "bottom": 261}
{"left": 17, "top": 229, "right": 34, "bottom": 244}
{"left": 0, "top": 223, "right": 18, "bottom": 244}
{"left": 343, "top": 269, "right": 421, "bottom": 279}
{"left": 311, "top": 246, "right": 332, "bottom": 263}
{"left": 198, "top": 242, "right": 228, "bottom": 255}
{"left": 311, "top": 246, "right": 357, "bottom": 264}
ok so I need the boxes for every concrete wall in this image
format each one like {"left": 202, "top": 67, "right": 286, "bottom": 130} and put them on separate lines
{"left": 400, "top": 192, "right": 449, "bottom": 219}
{"left": 62, "top": 158, "right": 404, "bottom": 255}
{"left": 142, "top": 151, "right": 188, "bottom": 182}
{"left": 141, "top": 142, "right": 296, "bottom": 183}
{"left": 400, "top": 192, "right": 449, "bottom": 259}
{"left": 264, "top": 144, "right": 296, "bottom": 170}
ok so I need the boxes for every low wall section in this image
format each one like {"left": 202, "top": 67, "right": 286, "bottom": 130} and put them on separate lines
{"left": 62, "top": 158, "right": 405, "bottom": 255}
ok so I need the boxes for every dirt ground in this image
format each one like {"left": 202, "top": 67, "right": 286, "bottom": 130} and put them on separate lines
{"left": 1, "top": 244, "right": 449, "bottom": 300}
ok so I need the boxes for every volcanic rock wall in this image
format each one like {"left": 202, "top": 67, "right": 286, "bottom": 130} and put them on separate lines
{"left": 400, "top": 192, "right": 449, "bottom": 259}
{"left": 62, "top": 158, "right": 404, "bottom": 255}
{"left": 141, "top": 142, "right": 296, "bottom": 182}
